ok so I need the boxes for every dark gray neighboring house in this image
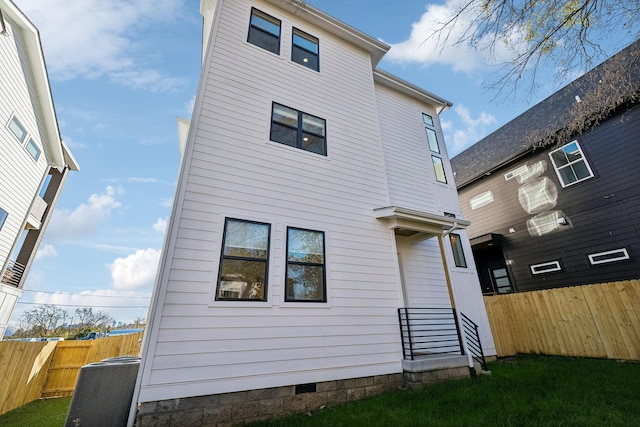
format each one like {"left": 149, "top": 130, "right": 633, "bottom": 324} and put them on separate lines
{"left": 451, "top": 40, "right": 640, "bottom": 294}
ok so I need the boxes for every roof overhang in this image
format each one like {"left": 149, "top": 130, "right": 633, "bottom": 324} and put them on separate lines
{"left": 374, "top": 206, "right": 470, "bottom": 239}
{"left": 470, "top": 233, "right": 503, "bottom": 249}
{"left": 373, "top": 69, "right": 453, "bottom": 114}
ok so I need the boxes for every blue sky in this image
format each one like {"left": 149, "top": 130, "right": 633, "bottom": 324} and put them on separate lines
{"left": 8, "top": 0, "right": 630, "bottom": 327}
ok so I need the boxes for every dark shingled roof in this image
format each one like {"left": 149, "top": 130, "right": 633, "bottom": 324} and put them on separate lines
{"left": 451, "top": 40, "right": 640, "bottom": 189}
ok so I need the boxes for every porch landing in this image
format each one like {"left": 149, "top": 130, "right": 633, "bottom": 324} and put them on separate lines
{"left": 401, "top": 355, "right": 471, "bottom": 388}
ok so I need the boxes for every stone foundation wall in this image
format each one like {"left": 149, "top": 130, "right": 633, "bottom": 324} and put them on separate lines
{"left": 136, "top": 366, "right": 470, "bottom": 426}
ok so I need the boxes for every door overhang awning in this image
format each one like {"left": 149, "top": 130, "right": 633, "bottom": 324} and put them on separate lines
{"left": 373, "top": 206, "right": 470, "bottom": 239}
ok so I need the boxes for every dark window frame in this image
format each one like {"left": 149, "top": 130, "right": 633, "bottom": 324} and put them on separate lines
{"left": 216, "top": 217, "right": 271, "bottom": 302}
{"left": 270, "top": 102, "right": 327, "bottom": 155}
{"left": 449, "top": 233, "right": 467, "bottom": 268}
{"left": 291, "top": 27, "right": 319, "bottom": 71}
{"left": 432, "top": 155, "right": 447, "bottom": 183}
{"left": 285, "top": 226, "right": 327, "bottom": 303}
{"left": 247, "top": 8, "right": 281, "bottom": 55}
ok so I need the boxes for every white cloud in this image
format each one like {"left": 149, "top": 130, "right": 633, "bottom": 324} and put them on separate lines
{"left": 35, "top": 244, "right": 58, "bottom": 261}
{"left": 108, "top": 248, "right": 161, "bottom": 290}
{"left": 385, "top": 0, "right": 525, "bottom": 73}
{"left": 15, "top": 0, "right": 187, "bottom": 91}
{"left": 153, "top": 218, "right": 167, "bottom": 233}
{"left": 443, "top": 104, "right": 497, "bottom": 156}
{"left": 48, "top": 186, "right": 123, "bottom": 237}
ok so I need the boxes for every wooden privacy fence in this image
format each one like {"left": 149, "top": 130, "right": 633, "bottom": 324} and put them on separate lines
{"left": 0, "top": 332, "right": 142, "bottom": 417}
{"left": 484, "top": 280, "right": 640, "bottom": 360}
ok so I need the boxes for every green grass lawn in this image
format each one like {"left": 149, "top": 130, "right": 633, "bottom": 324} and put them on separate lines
{"left": 1, "top": 355, "right": 639, "bottom": 427}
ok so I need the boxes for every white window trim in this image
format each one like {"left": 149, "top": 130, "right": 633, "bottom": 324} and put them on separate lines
{"left": 549, "top": 140, "right": 594, "bottom": 188}
{"left": 470, "top": 191, "right": 494, "bottom": 210}
{"left": 530, "top": 261, "right": 561, "bottom": 275}
{"left": 504, "top": 164, "right": 529, "bottom": 181}
{"left": 588, "top": 248, "right": 630, "bottom": 265}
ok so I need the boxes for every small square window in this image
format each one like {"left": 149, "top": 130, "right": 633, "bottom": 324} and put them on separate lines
{"left": 422, "top": 113, "right": 434, "bottom": 126}
{"left": 8, "top": 116, "right": 27, "bottom": 142}
{"left": 216, "top": 218, "right": 271, "bottom": 301}
{"left": 292, "top": 28, "right": 319, "bottom": 71}
{"left": 270, "top": 103, "right": 326, "bottom": 155}
{"left": 549, "top": 141, "right": 594, "bottom": 187}
{"left": 247, "top": 8, "right": 281, "bottom": 54}
{"left": 25, "top": 138, "right": 41, "bottom": 161}
{"left": 0, "top": 208, "right": 8, "bottom": 231}
{"left": 286, "top": 227, "right": 326, "bottom": 302}
{"left": 432, "top": 155, "right": 447, "bottom": 183}
{"left": 449, "top": 233, "right": 467, "bottom": 268}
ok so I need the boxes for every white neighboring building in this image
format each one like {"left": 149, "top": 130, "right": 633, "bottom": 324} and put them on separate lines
{"left": 0, "top": 0, "right": 79, "bottom": 338}
{"left": 132, "top": 0, "right": 495, "bottom": 424}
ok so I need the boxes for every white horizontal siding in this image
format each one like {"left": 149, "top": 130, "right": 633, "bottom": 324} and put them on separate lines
{"left": 138, "top": 0, "right": 405, "bottom": 403}
{"left": 0, "top": 15, "right": 48, "bottom": 265}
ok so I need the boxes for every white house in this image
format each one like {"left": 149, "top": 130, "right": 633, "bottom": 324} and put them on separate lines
{"left": 0, "top": 0, "right": 79, "bottom": 338}
{"left": 131, "top": 0, "right": 495, "bottom": 424}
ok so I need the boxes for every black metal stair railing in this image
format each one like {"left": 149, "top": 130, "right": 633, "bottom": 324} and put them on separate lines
{"left": 460, "top": 312, "right": 487, "bottom": 372}
{"left": 397, "top": 307, "right": 464, "bottom": 360}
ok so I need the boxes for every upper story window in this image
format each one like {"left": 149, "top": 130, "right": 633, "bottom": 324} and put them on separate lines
{"left": 270, "top": 102, "right": 326, "bottom": 155}
{"left": 292, "top": 28, "right": 319, "bottom": 71}
{"left": 216, "top": 218, "right": 271, "bottom": 301}
{"left": 449, "top": 233, "right": 467, "bottom": 268}
{"left": 422, "top": 113, "right": 434, "bottom": 126}
{"left": 422, "top": 112, "right": 440, "bottom": 153}
{"left": 0, "top": 208, "right": 7, "bottom": 231}
{"left": 549, "top": 140, "right": 594, "bottom": 187}
{"left": 25, "top": 138, "right": 41, "bottom": 161}
{"left": 286, "top": 227, "right": 326, "bottom": 302}
{"left": 432, "top": 155, "right": 447, "bottom": 183}
{"left": 8, "top": 116, "right": 27, "bottom": 142}
{"left": 247, "top": 8, "right": 281, "bottom": 54}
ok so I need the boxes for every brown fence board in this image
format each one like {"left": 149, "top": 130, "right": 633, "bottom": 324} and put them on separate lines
{"left": 0, "top": 341, "right": 56, "bottom": 416}
{"left": 485, "top": 279, "right": 640, "bottom": 360}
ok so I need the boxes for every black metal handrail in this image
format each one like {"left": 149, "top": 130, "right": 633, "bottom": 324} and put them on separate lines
{"left": 1, "top": 259, "right": 25, "bottom": 287}
{"left": 460, "top": 312, "right": 487, "bottom": 372}
{"left": 397, "top": 307, "right": 464, "bottom": 360}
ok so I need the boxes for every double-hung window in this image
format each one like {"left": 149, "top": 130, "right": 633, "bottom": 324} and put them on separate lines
{"left": 216, "top": 218, "right": 271, "bottom": 301}
{"left": 549, "top": 141, "right": 594, "bottom": 187}
{"left": 247, "top": 8, "right": 281, "bottom": 54}
{"left": 292, "top": 28, "right": 319, "bottom": 71}
{"left": 286, "top": 227, "right": 326, "bottom": 302}
{"left": 270, "top": 103, "right": 326, "bottom": 155}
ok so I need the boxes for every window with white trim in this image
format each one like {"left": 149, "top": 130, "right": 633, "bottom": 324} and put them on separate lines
{"left": 247, "top": 8, "right": 281, "bottom": 54}
{"left": 216, "top": 218, "right": 270, "bottom": 301}
{"left": 588, "top": 248, "right": 629, "bottom": 265}
{"left": 270, "top": 102, "right": 326, "bottom": 155}
{"left": 8, "top": 116, "right": 27, "bottom": 142}
{"left": 530, "top": 261, "right": 561, "bottom": 274}
{"left": 549, "top": 141, "right": 594, "bottom": 187}
{"left": 25, "top": 138, "right": 41, "bottom": 161}
{"left": 292, "top": 28, "right": 319, "bottom": 71}
{"left": 285, "top": 227, "right": 326, "bottom": 302}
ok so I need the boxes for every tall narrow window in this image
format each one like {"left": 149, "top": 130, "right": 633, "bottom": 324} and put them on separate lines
{"left": 549, "top": 140, "right": 594, "bottom": 187}
{"left": 216, "top": 218, "right": 270, "bottom": 301}
{"left": 426, "top": 128, "right": 440, "bottom": 153}
{"left": 286, "top": 227, "right": 326, "bottom": 302}
{"left": 449, "top": 233, "right": 467, "bottom": 268}
{"left": 432, "top": 155, "right": 447, "bottom": 183}
{"left": 8, "top": 116, "right": 27, "bottom": 142}
{"left": 0, "top": 208, "right": 7, "bottom": 231}
{"left": 247, "top": 8, "right": 281, "bottom": 54}
{"left": 292, "top": 28, "right": 319, "bottom": 71}
{"left": 270, "top": 103, "right": 326, "bottom": 155}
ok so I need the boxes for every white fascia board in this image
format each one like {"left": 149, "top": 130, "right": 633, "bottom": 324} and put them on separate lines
{"left": 373, "top": 69, "right": 453, "bottom": 114}
{"left": 2, "top": 0, "right": 69, "bottom": 169}
{"left": 264, "top": 0, "right": 390, "bottom": 67}
{"left": 374, "top": 206, "right": 470, "bottom": 229}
